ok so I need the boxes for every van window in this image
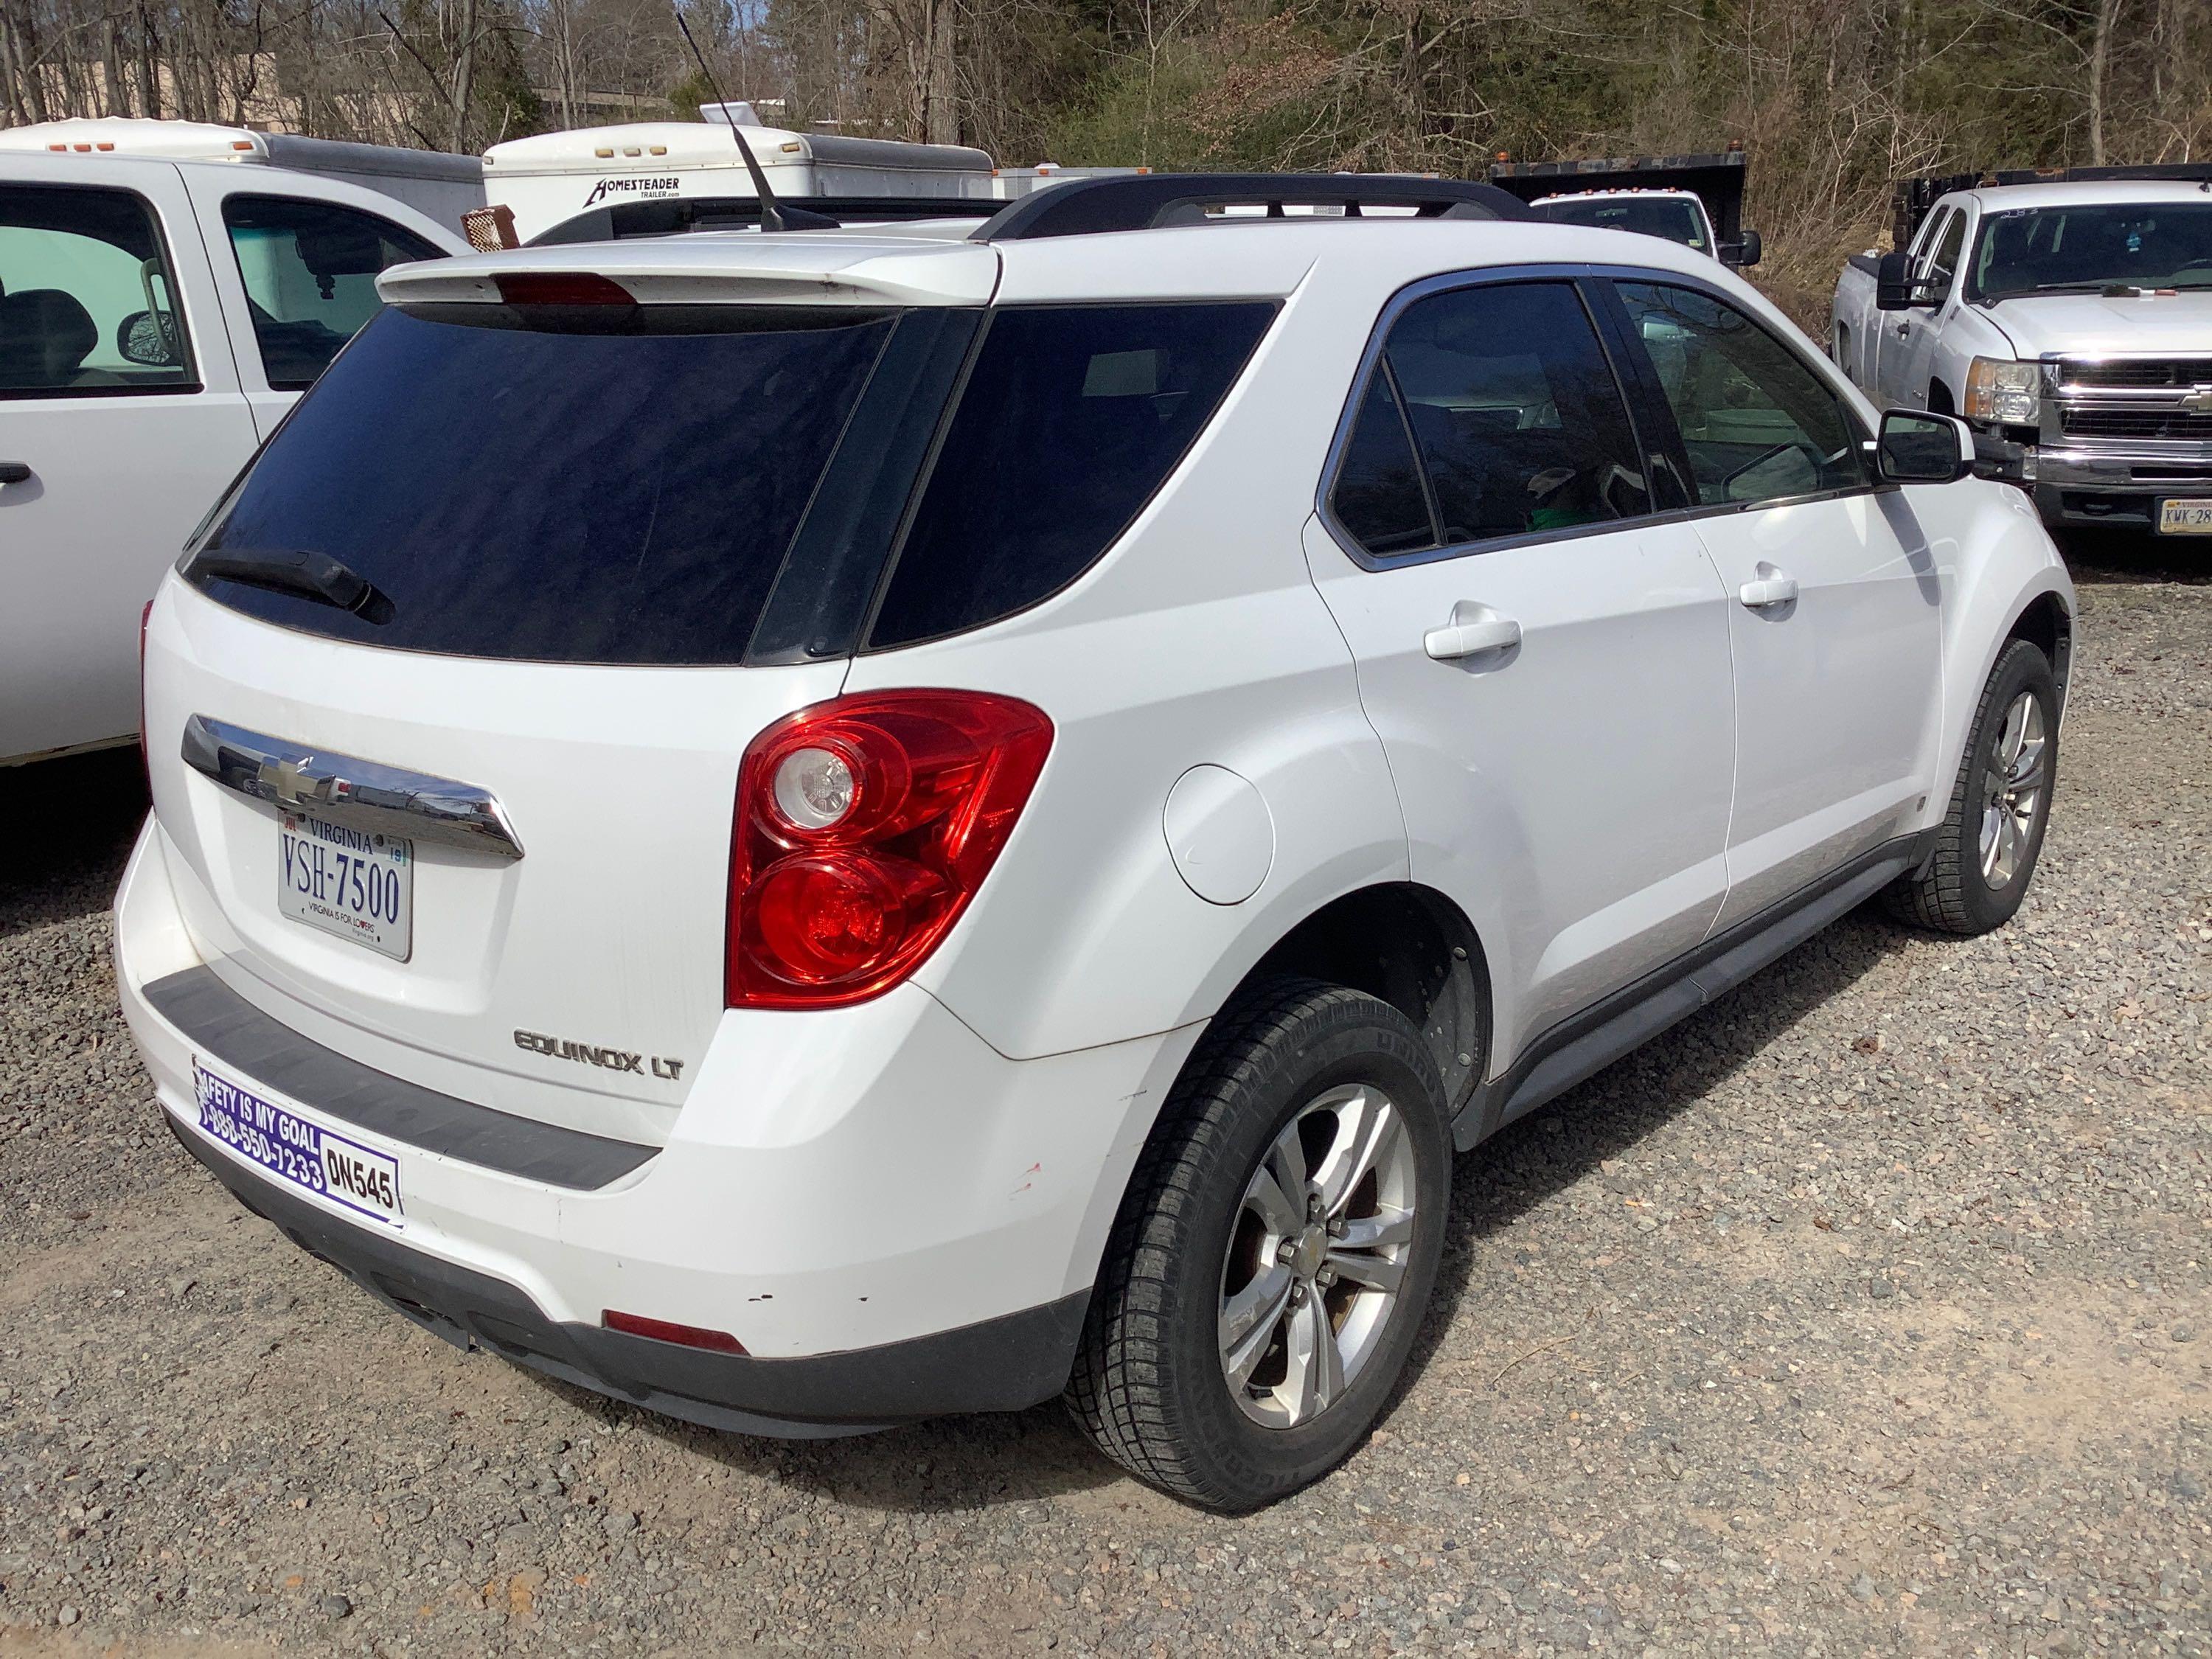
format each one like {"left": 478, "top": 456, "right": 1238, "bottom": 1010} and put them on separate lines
{"left": 187, "top": 303, "right": 899, "bottom": 664}
{"left": 867, "top": 302, "right": 1276, "bottom": 649}
{"left": 0, "top": 183, "right": 194, "bottom": 396}
{"left": 222, "top": 195, "right": 442, "bottom": 389}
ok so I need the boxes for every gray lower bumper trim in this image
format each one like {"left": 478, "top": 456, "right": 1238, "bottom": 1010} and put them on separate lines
{"left": 144, "top": 966, "right": 657, "bottom": 1190}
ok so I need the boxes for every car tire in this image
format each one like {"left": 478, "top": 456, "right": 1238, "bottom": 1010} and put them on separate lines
{"left": 1884, "top": 638, "right": 2059, "bottom": 935}
{"left": 1065, "top": 976, "right": 1453, "bottom": 1512}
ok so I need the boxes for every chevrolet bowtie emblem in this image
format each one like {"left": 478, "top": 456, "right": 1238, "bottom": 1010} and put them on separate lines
{"left": 2182, "top": 386, "right": 2212, "bottom": 414}
{"left": 258, "top": 756, "right": 331, "bottom": 807}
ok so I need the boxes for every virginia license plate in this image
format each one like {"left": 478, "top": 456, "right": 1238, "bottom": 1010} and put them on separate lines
{"left": 2158, "top": 498, "right": 2212, "bottom": 535}
{"left": 278, "top": 811, "right": 412, "bottom": 960}
{"left": 193, "top": 1063, "right": 403, "bottom": 1228}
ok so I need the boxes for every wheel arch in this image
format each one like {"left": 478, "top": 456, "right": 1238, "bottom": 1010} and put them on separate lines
{"left": 1927, "top": 500, "right": 2076, "bottom": 841}
{"left": 1241, "top": 881, "right": 1495, "bottom": 1116}
{"left": 1059, "top": 880, "right": 1494, "bottom": 1328}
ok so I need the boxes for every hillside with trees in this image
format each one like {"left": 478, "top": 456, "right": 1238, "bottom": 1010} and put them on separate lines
{"left": 4, "top": 0, "right": 2208, "bottom": 316}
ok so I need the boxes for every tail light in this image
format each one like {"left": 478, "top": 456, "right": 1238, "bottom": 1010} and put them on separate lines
{"left": 727, "top": 691, "right": 1053, "bottom": 1009}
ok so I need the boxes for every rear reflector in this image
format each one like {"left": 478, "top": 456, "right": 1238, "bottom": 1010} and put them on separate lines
{"left": 602, "top": 1310, "right": 746, "bottom": 1354}
{"left": 495, "top": 271, "right": 636, "bottom": 307}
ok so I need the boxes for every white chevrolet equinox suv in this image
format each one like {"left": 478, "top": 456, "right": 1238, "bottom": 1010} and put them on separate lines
{"left": 118, "top": 175, "right": 2075, "bottom": 1512}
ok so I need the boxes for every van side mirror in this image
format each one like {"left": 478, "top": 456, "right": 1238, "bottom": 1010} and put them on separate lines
{"left": 1874, "top": 250, "right": 1921, "bottom": 311}
{"left": 1877, "top": 409, "right": 1973, "bottom": 484}
{"left": 1722, "top": 229, "right": 1761, "bottom": 268}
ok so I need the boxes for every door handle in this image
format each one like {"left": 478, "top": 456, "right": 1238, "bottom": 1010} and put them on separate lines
{"left": 1423, "top": 610, "right": 1522, "bottom": 661}
{"left": 0, "top": 462, "right": 29, "bottom": 486}
{"left": 1739, "top": 573, "right": 1799, "bottom": 609}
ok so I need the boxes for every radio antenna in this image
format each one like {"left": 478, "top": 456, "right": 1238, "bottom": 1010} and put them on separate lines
{"left": 672, "top": 8, "right": 836, "bottom": 233}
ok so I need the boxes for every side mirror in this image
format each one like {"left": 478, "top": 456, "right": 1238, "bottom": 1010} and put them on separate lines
{"left": 1722, "top": 229, "right": 1762, "bottom": 268}
{"left": 1877, "top": 408, "right": 1973, "bottom": 484}
{"left": 1874, "top": 250, "right": 1921, "bottom": 311}
{"left": 116, "top": 309, "right": 178, "bottom": 366}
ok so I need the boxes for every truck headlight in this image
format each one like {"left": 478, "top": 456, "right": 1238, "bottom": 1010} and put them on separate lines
{"left": 1964, "top": 357, "right": 2041, "bottom": 425}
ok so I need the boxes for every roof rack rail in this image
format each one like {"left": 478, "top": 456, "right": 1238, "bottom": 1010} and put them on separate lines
{"left": 967, "top": 173, "right": 1528, "bottom": 241}
{"left": 529, "top": 193, "right": 996, "bottom": 246}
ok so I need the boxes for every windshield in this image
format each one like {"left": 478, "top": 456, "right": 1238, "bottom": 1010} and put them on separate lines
{"left": 1534, "top": 196, "right": 1708, "bottom": 251}
{"left": 1969, "top": 201, "right": 2212, "bottom": 299}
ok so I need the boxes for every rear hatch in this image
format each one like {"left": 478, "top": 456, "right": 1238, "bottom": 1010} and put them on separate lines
{"left": 142, "top": 237, "right": 997, "bottom": 1141}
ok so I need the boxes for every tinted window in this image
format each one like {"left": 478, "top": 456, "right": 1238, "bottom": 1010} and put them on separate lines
{"left": 1615, "top": 281, "right": 1865, "bottom": 507}
{"left": 1380, "top": 282, "right": 1649, "bottom": 545}
{"left": 0, "top": 183, "right": 192, "bottom": 397}
{"left": 223, "top": 195, "right": 442, "bottom": 389}
{"left": 1331, "top": 367, "right": 1437, "bottom": 555}
{"left": 189, "top": 304, "right": 896, "bottom": 664}
{"left": 1535, "top": 196, "right": 1708, "bottom": 251}
{"left": 869, "top": 302, "right": 1275, "bottom": 648}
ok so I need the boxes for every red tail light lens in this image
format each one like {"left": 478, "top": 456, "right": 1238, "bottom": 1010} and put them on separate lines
{"left": 495, "top": 271, "right": 636, "bottom": 307}
{"left": 727, "top": 691, "right": 1053, "bottom": 1009}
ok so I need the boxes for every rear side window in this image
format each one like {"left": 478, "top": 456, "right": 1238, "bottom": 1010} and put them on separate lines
{"left": 0, "top": 183, "right": 194, "bottom": 397}
{"left": 1378, "top": 281, "right": 1649, "bottom": 546}
{"left": 867, "top": 302, "right": 1276, "bottom": 649}
{"left": 1331, "top": 368, "right": 1438, "bottom": 556}
{"left": 187, "top": 304, "right": 897, "bottom": 664}
{"left": 222, "top": 195, "right": 443, "bottom": 389}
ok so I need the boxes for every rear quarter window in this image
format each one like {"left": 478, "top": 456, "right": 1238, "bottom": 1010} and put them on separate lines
{"left": 866, "top": 302, "right": 1276, "bottom": 650}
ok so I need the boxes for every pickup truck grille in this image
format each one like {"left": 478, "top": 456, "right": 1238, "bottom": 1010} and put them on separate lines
{"left": 2062, "top": 358, "right": 2212, "bottom": 390}
{"left": 2060, "top": 407, "right": 2212, "bottom": 442}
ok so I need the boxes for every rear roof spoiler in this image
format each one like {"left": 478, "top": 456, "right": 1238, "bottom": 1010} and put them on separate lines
{"left": 966, "top": 173, "right": 1529, "bottom": 240}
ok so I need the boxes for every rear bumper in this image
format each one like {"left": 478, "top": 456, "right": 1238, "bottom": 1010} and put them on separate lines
{"left": 167, "top": 1113, "right": 1088, "bottom": 1433}
{"left": 116, "top": 818, "right": 1200, "bottom": 1430}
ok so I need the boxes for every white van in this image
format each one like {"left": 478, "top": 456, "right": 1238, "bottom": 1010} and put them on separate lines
{"left": 482, "top": 113, "right": 995, "bottom": 243}
{"left": 0, "top": 118, "right": 486, "bottom": 234}
{"left": 0, "top": 147, "right": 467, "bottom": 767}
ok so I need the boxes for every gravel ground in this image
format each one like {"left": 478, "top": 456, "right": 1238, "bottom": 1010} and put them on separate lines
{"left": 1, "top": 535, "right": 2208, "bottom": 1658}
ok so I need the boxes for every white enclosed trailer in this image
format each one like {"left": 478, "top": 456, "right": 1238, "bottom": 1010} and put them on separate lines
{"left": 482, "top": 114, "right": 995, "bottom": 243}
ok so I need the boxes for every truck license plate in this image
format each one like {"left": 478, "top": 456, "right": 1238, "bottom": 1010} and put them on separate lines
{"left": 278, "top": 811, "right": 412, "bottom": 960}
{"left": 2158, "top": 498, "right": 2212, "bottom": 535}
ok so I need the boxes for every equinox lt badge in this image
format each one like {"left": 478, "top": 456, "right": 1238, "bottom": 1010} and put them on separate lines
{"left": 514, "top": 1029, "right": 685, "bottom": 1081}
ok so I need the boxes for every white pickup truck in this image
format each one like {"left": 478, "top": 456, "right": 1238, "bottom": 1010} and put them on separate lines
{"left": 0, "top": 122, "right": 473, "bottom": 767}
{"left": 1831, "top": 168, "right": 2212, "bottom": 536}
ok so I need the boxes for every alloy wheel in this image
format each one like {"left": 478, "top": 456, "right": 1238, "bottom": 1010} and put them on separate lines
{"left": 1217, "top": 1083, "right": 1418, "bottom": 1429}
{"left": 1978, "top": 690, "right": 2048, "bottom": 890}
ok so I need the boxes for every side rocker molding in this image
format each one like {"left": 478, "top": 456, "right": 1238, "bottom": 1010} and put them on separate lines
{"left": 1450, "top": 833, "right": 1934, "bottom": 1150}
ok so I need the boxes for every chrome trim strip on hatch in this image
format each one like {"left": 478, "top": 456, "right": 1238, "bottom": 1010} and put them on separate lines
{"left": 181, "top": 714, "right": 525, "bottom": 860}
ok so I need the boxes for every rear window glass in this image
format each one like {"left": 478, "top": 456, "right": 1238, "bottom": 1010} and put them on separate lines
{"left": 867, "top": 302, "right": 1276, "bottom": 649}
{"left": 187, "top": 304, "right": 896, "bottom": 665}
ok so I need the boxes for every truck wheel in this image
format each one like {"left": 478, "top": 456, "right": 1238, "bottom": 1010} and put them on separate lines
{"left": 1884, "top": 639, "right": 2058, "bottom": 935}
{"left": 1066, "top": 977, "right": 1451, "bottom": 1512}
